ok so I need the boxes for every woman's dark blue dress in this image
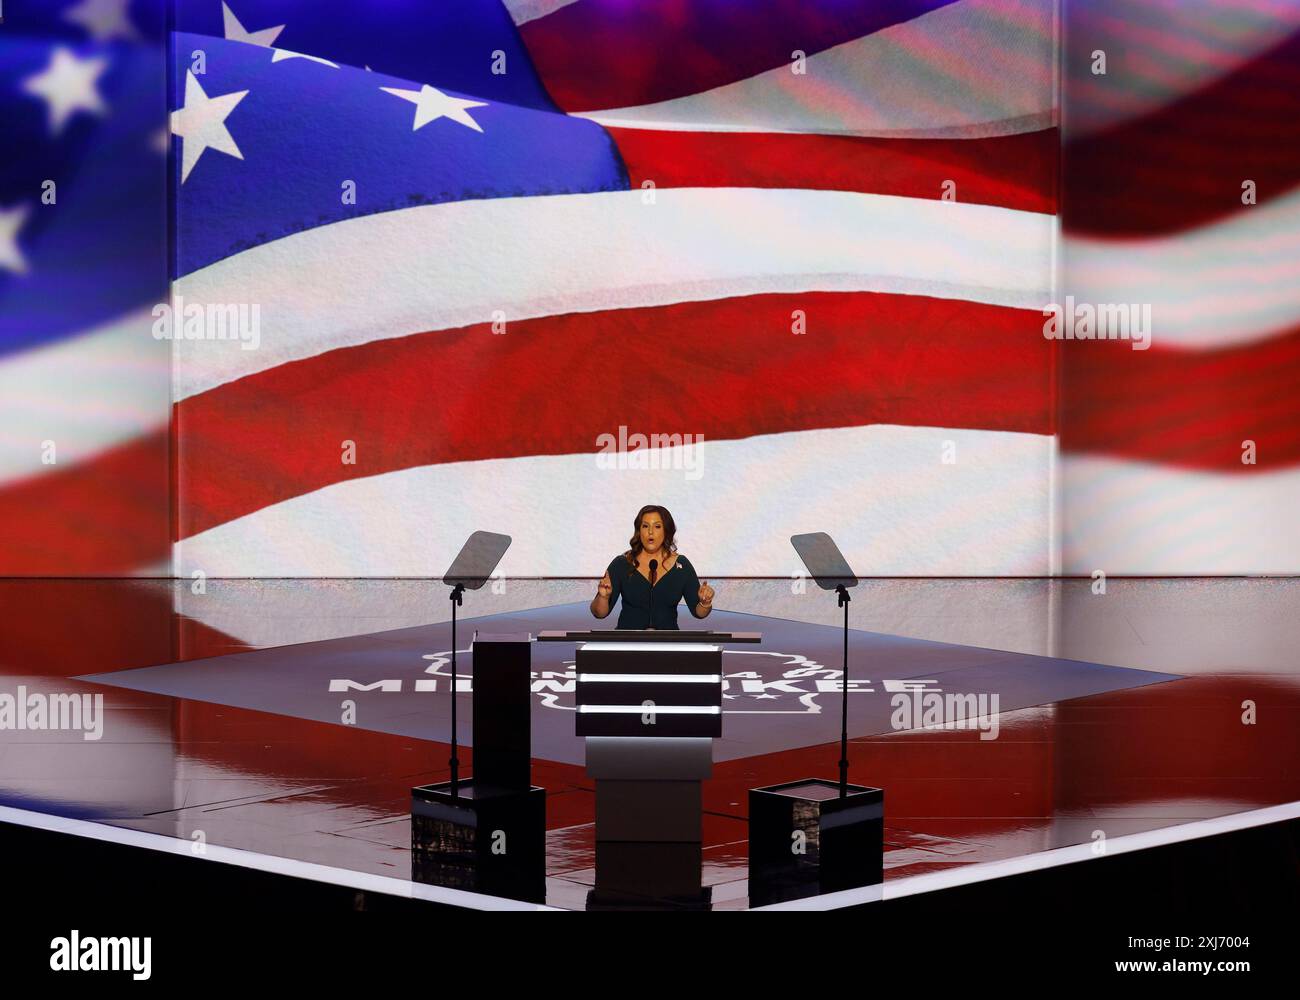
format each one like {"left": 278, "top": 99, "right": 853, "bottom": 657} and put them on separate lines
{"left": 603, "top": 553, "right": 704, "bottom": 630}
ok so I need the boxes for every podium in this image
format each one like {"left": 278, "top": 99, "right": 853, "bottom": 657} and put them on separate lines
{"left": 539, "top": 629, "right": 760, "bottom": 907}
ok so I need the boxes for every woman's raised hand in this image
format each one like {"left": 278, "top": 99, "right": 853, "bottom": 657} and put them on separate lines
{"left": 698, "top": 580, "right": 714, "bottom": 605}
{"left": 597, "top": 572, "right": 612, "bottom": 599}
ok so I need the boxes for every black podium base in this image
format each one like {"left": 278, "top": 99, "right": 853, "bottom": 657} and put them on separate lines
{"left": 586, "top": 882, "right": 714, "bottom": 912}
{"left": 411, "top": 779, "right": 546, "bottom": 902}
{"left": 748, "top": 778, "right": 883, "bottom": 904}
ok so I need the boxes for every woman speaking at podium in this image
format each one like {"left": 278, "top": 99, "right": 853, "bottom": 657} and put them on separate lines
{"left": 590, "top": 505, "right": 715, "bottom": 629}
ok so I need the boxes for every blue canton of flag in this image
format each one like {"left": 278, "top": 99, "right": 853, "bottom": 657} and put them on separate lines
{"left": 172, "top": 0, "right": 559, "bottom": 111}
{"left": 0, "top": 0, "right": 168, "bottom": 356}
{"left": 171, "top": 26, "right": 629, "bottom": 276}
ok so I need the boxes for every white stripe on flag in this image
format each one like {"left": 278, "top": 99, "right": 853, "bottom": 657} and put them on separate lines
{"left": 0, "top": 308, "right": 167, "bottom": 484}
{"left": 174, "top": 423, "right": 1055, "bottom": 577}
{"left": 1065, "top": 0, "right": 1300, "bottom": 138}
{"left": 174, "top": 188, "right": 1055, "bottom": 399}
{"left": 1064, "top": 186, "right": 1300, "bottom": 350}
{"left": 1061, "top": 455, "right": 1300, "bottom": 575}
{"left": 572, "top": 0, "right": 1056, "bottom": 137}
{"left": 501, "top": 0, "right": 580, "bottom": 26}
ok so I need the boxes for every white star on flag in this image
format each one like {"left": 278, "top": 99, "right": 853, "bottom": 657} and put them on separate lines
{"left": 379, "top": 84, "right": 487, "bottom": 133}
{"left": 0, "top": 203, "right": 33, "bottom": 276}
{"left": 271, "top": 48, "right": 339, "bottom": 68}
{"left": 22, "top": 47, "right": 110, "bottom": 135}
{"left": 222, "top": 1, "right": 285, "bottom": 47}
{"left": 63, "top": 0, "right": 141, "bottom": 42}
{"left": 170, "top": 71, "right": 249, "bottom": 183}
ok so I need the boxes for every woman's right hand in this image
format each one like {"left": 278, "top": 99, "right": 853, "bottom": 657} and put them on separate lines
{"left": 596, "top": 572, "right": 612, "bottom": 600}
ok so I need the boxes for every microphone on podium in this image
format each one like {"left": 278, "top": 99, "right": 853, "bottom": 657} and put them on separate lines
{"left": 649, "top": 558, "right": 658, "bottom": 585}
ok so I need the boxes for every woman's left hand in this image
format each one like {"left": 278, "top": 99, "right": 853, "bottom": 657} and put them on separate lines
{"left": 698, "top": 580, "right": 714, "bottom": 606}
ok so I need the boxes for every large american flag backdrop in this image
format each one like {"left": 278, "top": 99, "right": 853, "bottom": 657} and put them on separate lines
{"left": 2, "top": 0, "right": 1297, "bottom": 577}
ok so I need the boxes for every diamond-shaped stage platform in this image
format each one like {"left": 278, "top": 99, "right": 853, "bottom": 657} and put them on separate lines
{"left": 78, "top": 602, "right": 1176, "bottom": 767}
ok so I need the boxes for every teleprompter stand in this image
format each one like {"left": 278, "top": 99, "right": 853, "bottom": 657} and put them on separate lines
{"left": 410, "top": 532, "right": 545, "bottom": 902}
{"left": 747, "top": 533, "right": 883, "bottom": 905}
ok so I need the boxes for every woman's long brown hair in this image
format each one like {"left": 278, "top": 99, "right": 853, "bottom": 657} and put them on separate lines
{"left": 623, "top": 504, "right": 678, "bottom": 571}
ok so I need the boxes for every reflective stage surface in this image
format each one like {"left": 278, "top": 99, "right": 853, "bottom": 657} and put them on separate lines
{"left": 2, "top": 578, "right": 1298, "bottom": 910}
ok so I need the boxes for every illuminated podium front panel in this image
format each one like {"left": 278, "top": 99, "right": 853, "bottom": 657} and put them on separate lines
{"left": 575, "top": 641, "right": 723, "bottom": 738}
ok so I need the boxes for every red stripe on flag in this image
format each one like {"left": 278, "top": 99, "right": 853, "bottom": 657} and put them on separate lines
{"left": 519, "top": 0, "right": 957, "bottom": 113}
{"left": 0, "top": 579, "right": 244, "bottom": 675}
{"left": 1061, "top": 326, "right": 1300, "bottom": 468}
{"left": 609, "top": 126, "right": 1057, "bottom": 214}
{"left": 1065, "top": 28, "right": 1300, "bottom": 236}
{"left": 0, "top": 432, "right": 171, "bottom": 575}
{"left": 176, "top": 292, "right": 1053, "bottom": 538}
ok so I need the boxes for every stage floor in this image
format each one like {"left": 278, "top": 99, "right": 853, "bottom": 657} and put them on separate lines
{"left": 2, "top": 578, "right": 1298, "bottom": 910}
